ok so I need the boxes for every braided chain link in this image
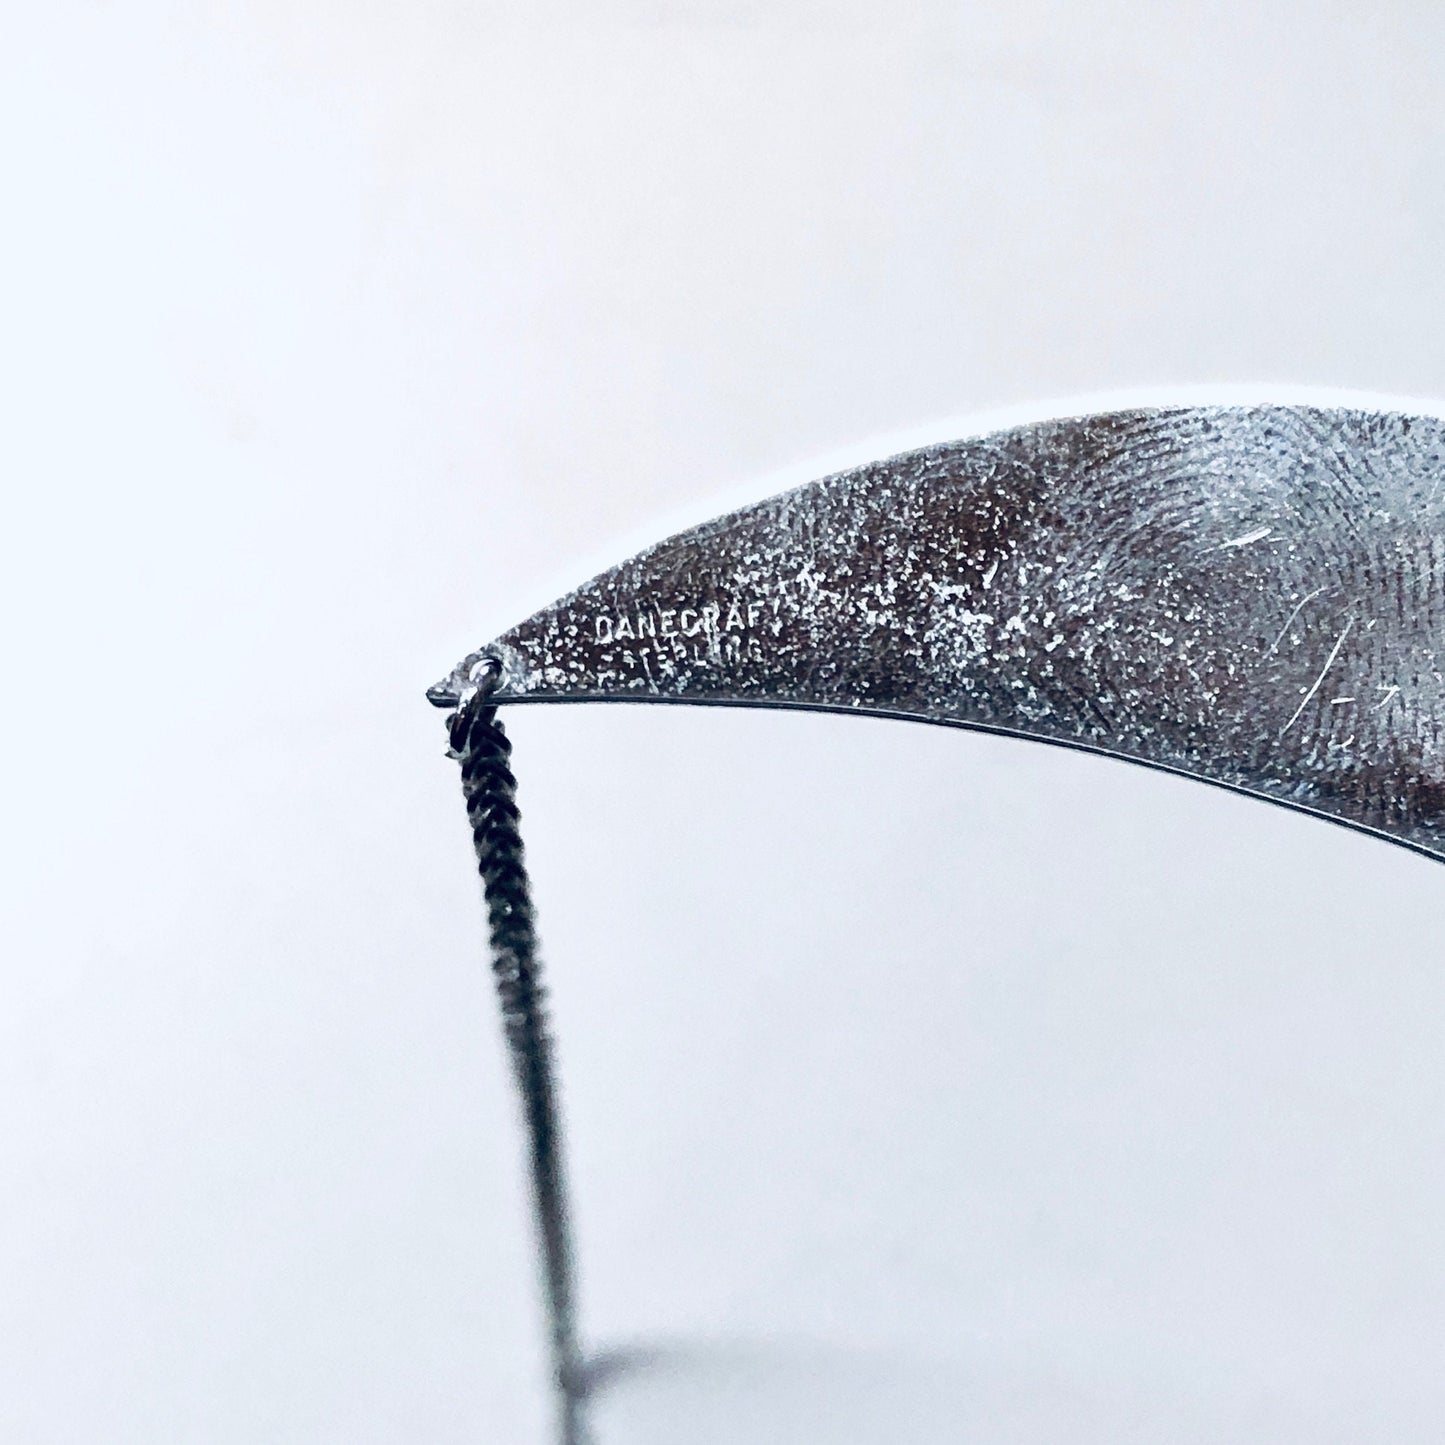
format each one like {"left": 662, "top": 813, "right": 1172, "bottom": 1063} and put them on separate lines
{"left": 446, "top": 663, "right": 582, "bottom": 1441}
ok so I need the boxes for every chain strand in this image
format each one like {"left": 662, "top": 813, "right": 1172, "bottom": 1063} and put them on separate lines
{"left": 447, "top": 678, "right": 581, "bottom": 1442}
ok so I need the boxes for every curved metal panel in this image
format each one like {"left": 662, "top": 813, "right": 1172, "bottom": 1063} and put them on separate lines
{"left": 434, "top": 406, "right": 1445, "bottom": 861}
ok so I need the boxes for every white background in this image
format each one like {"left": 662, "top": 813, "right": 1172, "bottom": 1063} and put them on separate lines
{"left": 6, "top": 4, "right": 1445, "bottom": 1441}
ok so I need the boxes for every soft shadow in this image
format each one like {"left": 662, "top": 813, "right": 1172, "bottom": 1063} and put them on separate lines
{"left": 574, "top": 1335, "right": 1315, "bottom": 1445}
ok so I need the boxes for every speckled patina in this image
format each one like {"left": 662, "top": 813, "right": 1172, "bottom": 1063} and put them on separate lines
{"left": 433, "top": 406, "right": 1445, "bottom": 861}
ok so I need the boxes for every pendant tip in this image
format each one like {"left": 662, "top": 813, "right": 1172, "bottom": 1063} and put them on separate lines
{"left": 425, "top": 678, "right": 462, "bottom": 709}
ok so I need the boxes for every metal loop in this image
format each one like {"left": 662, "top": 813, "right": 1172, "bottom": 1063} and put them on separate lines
{"left": 445, "top": 652, "right": 505, "bottom": 755}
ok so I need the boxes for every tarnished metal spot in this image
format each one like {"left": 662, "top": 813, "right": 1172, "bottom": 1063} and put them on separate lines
{"left": 437, "top": 404, "right": 1445, "bottom": 861}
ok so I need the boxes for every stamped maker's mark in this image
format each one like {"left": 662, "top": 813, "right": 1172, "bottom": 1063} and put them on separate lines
{"left": 593, "top": 598, "right": 771, "bottom": 644}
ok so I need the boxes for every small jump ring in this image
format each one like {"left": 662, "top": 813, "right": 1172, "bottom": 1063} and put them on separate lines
{"left": 446, "top": 652, "right": 505, "bottom": 753}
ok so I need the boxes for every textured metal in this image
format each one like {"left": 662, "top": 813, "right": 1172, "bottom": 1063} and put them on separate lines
{"left": 433, "top": 405, "right": 1445, "bottom": 862}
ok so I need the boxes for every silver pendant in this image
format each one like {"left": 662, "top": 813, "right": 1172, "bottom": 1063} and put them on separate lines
{"left": 435, "top": 405, "right": 1445, "bottom": 863}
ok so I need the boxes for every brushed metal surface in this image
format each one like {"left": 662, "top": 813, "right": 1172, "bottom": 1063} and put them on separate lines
{"left": 434, "top": 406, "right": 1445, "bottom": 861}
